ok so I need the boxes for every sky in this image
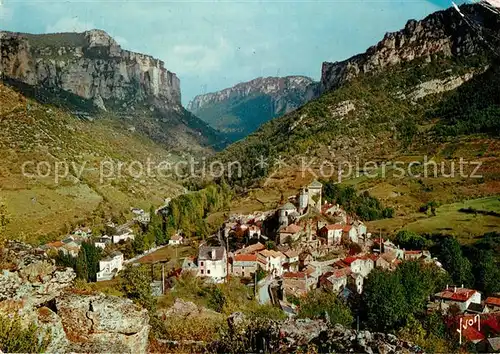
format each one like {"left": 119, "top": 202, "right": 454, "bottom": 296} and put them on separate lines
{"left": 0, "top": 0, "right": 460, "bottom": 106}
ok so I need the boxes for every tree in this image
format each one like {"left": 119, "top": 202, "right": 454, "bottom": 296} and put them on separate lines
{"left": 394, "top": 230, "right": 428, "bottom": 250}
{"left": 120, "top": 265, "right": 156, "bottom": 312}
{"left": 0, "top": 314, "right": 49, "bottom": 353}
{"left": 436, "top": 237, "right": 474, "bottom": 287}
{"left": 75, "top": 247, "right": 89, "bottom": 281}
{"left": 298, "top": 289, "right": 353, "bottom": 327}
{"left": 132, "top": 233, "right": 146, "bottom": 255}
{"left": 362, "top": 269, "right": 407, "bottom": 331}
{"left": 0, "top": 198, "right": 10, "bottom": 244}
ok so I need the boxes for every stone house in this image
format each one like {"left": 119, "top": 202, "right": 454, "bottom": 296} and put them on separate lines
{"left": 94, "top": 236, "right": 112, "bottom": 250}
{"left": 278, "top": 202, "right": 297, "bottom": 227}
{"left": 257, "top": 249, "right": 285, "bottom": 276}
{"left": 342, "top": 256, "right": 374, "bottom": 278}
{"left": 299, "top": 251, "right": 314, "bottom": 269}
{"left": 279, "top": 224, "right": 303, "bottom": 245}
{"left": 247, "top": 225, "right": 262, "bottom": 239}
{"left": 321, "top": 268, "right": 350, "bottom": 293}
{"left": 282, "top": 250, "right": 300, "bottom": 272}
{"left": 485, "top": 297, "right": 500, "bottom": 312}
{"left": 342, "top": 225, "right": 358, "bottom": 244}
{"left": 169, "top": 233, "right": 183, "bottom": 246}
{"left": 198, "top": 246, "right": 227, "bottom": 283}
{"left": 235, "top": 242, "right": 266, "bottom": 255}
{"left": 97, "top": 251, "right": 124, "bottom": 281}
{"left": 232, "top": 254, "right": 258, "bottom": 278}
{"left": 283, "top": 271, "right": 316, "bottom": 297}
{"left": 307, "top": 180, "right": 322, "bottom": 212}
{"left": 434, "top": 286, "right": 481, "bottom": 313}
{"left": 112, "top": 228, "right": 135, "bottom": 244}
{"left": 319, "top": 224, "right": 343, "bottom": 245}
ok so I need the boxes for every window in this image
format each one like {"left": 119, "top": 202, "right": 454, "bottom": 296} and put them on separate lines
{"left": 200, "top": 270, "right": 204, "bottom": 274}
{"left": 207, "top": 269, "right": 211, "bottom": 274}
{"left": 200, "top": 261, "right": 204, "bottom": 266}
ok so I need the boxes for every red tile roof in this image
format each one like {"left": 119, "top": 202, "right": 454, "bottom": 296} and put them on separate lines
{"left": 486, "top": 297, "right": 500, "bottom": 307}
{"left": 436, "top": 287, "right": 479, "bottom": 302}
{"left": 234, "top": 254, "right": 257, "bottom": 262}
{"left": 343, "top": 225, "right": 353, "bottom": 232}
{"left": 281, "top": 224, "right": 302, "bottom": 234}
{"left": 322, "top": 224, "right": 343, "bottom": 231}
{"left": 342, "top": 256, "right": 358, "bottom": 266}
{"left": 404, "top": 250, "right": 422, "bottom": 255}
{"left": 283, "top": 272, "right": 306, "bottom": 279}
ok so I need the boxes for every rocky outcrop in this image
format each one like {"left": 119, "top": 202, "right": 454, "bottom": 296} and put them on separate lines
{"left": 0, "top": 29, "right": 180, "bottom": 107}
{"left": 187, "top": 76, "right": 319, "bottom": 141}
{"left": 57, "top": 293, "right": 150, "bottom": 353}
{"left": 0, "top": 241, "right": 150, "bottom": 353}
{"left": 212, "top": 312, "right": 423, "bottom": 353}
{"left": 320, "top": 4, "right": 497, "bottom": 93}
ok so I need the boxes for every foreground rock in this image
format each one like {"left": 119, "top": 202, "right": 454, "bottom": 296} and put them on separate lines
{"left": 212, "top": 312, "right": 423, "bottom": 353}
{"left": 0, "top": 241, "right": 150, "bottom": 353}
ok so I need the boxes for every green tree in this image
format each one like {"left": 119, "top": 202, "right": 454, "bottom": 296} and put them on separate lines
{"left": 132, "top": 233, "right": 146, "bottom": 255}
{"left": 0, "top": 315, "right": 49, "bottom": 353}
{"left": 298, "top": 289, "right": 353, "bottom": 327}
{"left": 436, "top": 237, "right": 474, "bottom": 287}
{"left": 75, "top": 247, "right": 88, "bottom": 281}
{"left": 207, "top": 286, "right": 226, "bottom": 313}
{"left": 394, "top": 230, "right": 428, "bottom": 250}
{"left": 0, "top": 198, "right": 10, "bottom": 244}
{"left": 362, "top": 269, "right": 407, "bottom": 331}
{"left": 120, "top": 265, "right": 156, "bottom": 312}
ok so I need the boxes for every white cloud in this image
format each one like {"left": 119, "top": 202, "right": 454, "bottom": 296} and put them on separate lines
{"left": 166, "top": 36, "right": 234, "bottom": 75}
{"left": 46, "top": 17, "right": 95, "bottom": 33}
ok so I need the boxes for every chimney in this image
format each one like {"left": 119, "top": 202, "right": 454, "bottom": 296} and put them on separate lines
{"left": 454, "top": 286, "right": 457, "bottom": 293}
{"left": 212, "top": 249, "right": 216, "bottom": 260}
{"left": 461, "top": 284, "right": 464, "bottom": 289}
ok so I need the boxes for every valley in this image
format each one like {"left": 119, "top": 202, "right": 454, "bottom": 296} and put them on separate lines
{"left": 1, "top": 2, "right": 500, "bottom": 353}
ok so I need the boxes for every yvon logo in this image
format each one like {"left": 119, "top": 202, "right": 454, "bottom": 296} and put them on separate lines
{"left": 456, "top": 314, "right": 481, "bottom": 345}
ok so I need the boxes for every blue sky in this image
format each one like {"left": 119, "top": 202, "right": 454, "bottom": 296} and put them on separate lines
{"left": 1, "top": 0, "right": 458, "bottom": 105}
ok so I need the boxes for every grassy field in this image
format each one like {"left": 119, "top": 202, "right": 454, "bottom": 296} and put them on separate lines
{"left": 137, "top": 244, "right": 198, "bottom": 268}
{"left": 0, "top": 83, "right": 183, "bottom": 243}
{"left": 367, "top": 196, "right": 500, "bottom": 242}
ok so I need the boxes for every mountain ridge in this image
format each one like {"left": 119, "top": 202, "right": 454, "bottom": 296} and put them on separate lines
{"left": 188, "top": 75, "right": 318, "bottom": 142}
{"left": 0, "top": 29, "right": 222, "bottom": 152}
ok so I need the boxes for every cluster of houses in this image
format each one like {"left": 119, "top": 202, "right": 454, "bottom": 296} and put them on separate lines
{"left": 182, "top": 180, "right": 437, "bottom": 299}
{"left": 427, "top": 285, "right": 500, "bottom": 351}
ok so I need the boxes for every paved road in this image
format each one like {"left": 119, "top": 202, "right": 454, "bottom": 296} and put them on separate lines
{"left": 258, "top": 276, "right": 274, "bottom": 304}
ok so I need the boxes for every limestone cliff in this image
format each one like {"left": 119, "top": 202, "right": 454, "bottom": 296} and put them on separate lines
{"left": 187, "top": 76, "right": 319, "bottom": 142}
{"left": 0, "top": 29, "right": 220, "bottom": 151}
{"left": 320, "top": 3, "right": 497, "bottom": 93}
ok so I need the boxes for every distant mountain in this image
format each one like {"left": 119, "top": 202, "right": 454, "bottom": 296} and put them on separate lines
{"left": 188, "top": 76, "right": 319, "bottom": 142}
{"left": 217, "top": 3, "right": 500, "bottom": 187}
{"left": 0, "top": 29, "right": 221, "bottom": 152}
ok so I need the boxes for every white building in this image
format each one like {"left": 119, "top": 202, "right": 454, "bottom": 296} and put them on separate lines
{"left": 169, "top": 233, "right": 183, "bottom": 246}
{"left": 307, "top": 180, "right": 322, "bottom": 212}
{"left": 343, "top": 256, "right": 374, "bottom": 278}
{"left": 434, "top": 286, "right": 482, "bottom": 313}
{"left": 319, "top": 224, "right": 343, "bottom": 245}
{"left": 257, "top": 249, "right": 285, "bottom": 276}
{"left": 95, "top": 235, "right": 112, "bottom": 250}
{"left": 198, "top": 246, "right": 227, "bottom": 283}
{"left": 342, "top": 225, "right": 358, "bottom": 244}
{"left": 112, "top": 228, "right": 135, "bottom": 244}
{"left": 96, "top": 252, "right": 124, "bottom": 282}
{"left": 278, "top": 202, "right": 297, "bottom": 227}
{"left": 247, "top": 225, "right": 261, "bottom": 239}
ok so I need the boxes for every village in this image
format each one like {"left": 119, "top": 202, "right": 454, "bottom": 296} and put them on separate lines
{"left": 33, "top": 180, "right": 500, "bottom": 351}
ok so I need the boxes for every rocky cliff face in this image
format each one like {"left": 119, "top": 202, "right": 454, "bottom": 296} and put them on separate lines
{"left": 0, "top": 241, "right": 150, "bottom": 353}
{"left": 187, "top": 76, "right": 319, "bottom": 142}
{"left": 320, "top": 4, "right": 497, "bottom": 93}
{"left": 0, "top": 29, "right": 220, "bottom": 151}
{"left": 0, "top": 29, "right": 180, "bottom": 107}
